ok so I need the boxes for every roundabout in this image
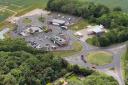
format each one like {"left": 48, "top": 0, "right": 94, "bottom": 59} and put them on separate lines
{"left": 86, "top": 51, "right": 113, "bottom": 66}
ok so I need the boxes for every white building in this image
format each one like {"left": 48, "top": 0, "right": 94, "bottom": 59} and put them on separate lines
{"left": 87, "top": 25, "right": 106, "bottom": 35}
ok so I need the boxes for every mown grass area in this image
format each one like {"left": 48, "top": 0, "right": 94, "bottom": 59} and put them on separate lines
{"left": 122, "top": 52, "right": 126, "bottom": 79}
{"left": 15, "top": 3, "right": 47, "bottom": 16}
{"left": 15, "top": 6, "right": 36, "bottom": 16}
{"left": 22, "top": 18, "right": 32, "bottom": 24}
{"left": 121, "top": 47, "right": 128, "bottom": 85}
{"left": 52, "top": 41, "right": 83, "bottom": 57}
{"left": 86, "top": 51, "right": 113, "bottom": 66}
{"left": 79, "top": 0, "right": 128, "bottom": 12}
{"left": 70, "top": 20, "right": 89, "bottom": 31}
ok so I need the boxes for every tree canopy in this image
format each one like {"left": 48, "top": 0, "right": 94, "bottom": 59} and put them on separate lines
{"left": 47, "top": 0, "right": 109, "bottom": 19}
{"left": 0, "top": 38, "right": 68, "bottom": 85}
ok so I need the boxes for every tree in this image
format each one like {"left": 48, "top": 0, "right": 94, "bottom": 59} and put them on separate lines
{"left": 3, "top": 74, "right": 17, "bottom": 85}
{"left": 93, "top": 4, "right": 110, "bottom": 18}
{"left": 83, "top": 73, "right": 118, "bottom": 85}
{"left": 0, "top": 39, "right": 69, "bottom": 84}
{"left": 113, "top": 7, "right": 122, "bottom": 12}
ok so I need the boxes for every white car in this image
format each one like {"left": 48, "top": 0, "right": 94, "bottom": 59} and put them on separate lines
{"left": 52, "top": 23, "right": 60, "bottom": 26}
{"left": 51, "top": 45, "right": 57, "bottom": 49}
{"left": 58, "top": 14, "right": 61, "bottom": 17}
{"left": 36, "top": 45, "right": 41, "bottom": 49}
{"left": 61, "top": 26, "right": 68, "bottom": 30}
{"left": 68, "top": 18, "right": 71, "bottom": 21}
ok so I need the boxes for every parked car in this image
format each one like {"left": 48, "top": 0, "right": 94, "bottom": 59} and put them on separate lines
{"left": 51, "top": 45, "right": 57, "bottom": 49}
{"left": 81, "top": 55, "right": 86, "bottom": 63}
{"left": 61, "top": 26, "right": 68, "bottom": 30}
{"left": 92, "top": 65, "right": 96, "bottom": 69}
{"left": 52, "top": 22, "right": 60, "bottom": 26}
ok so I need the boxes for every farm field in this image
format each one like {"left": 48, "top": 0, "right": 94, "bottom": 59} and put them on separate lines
{"left": 0, "top": 0, "right": 48, "bottom": 17}
{"left": 0, "top": 10, "right": 14, "bottom": 22}
{"left": 0, "top": 0, "right": 48, "bottom": 10}
{"left": 52, "top": 41, "right": 83, "bottom": 57}
{"left": 0, "top": 0, "right": 48, "bottom": 28}
{"left": 80, "top": 0, "right": 128, "bottom": 12}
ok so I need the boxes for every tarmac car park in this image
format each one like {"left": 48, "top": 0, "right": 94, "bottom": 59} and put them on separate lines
{"left": 11, "top": 10, "right": 80, "bottom": 51}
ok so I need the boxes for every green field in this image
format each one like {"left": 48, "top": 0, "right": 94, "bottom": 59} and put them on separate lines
{"left": 0, "top": 0, "right": 48, "bottom": 10}
{"left": 0, "top": 0, "right": 127, "bottom": 23}
{"left": 0, "top": 0, "right": 48, "bottom": 28}
{"left": 0, "top": 0, "right": 48, "bottom": 16}
{"left": 79, "top": 0, "right": 128, "bottom": 12}
{"left": 0, "top": 10, "right": 14, "bottom": 22}
{"left": 22, "top": 18, "right": 32, "bottom": 24}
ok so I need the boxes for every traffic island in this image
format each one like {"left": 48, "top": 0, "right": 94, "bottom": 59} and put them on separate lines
{"left": 86, "top": 51, "right": 113, "bottom": 66}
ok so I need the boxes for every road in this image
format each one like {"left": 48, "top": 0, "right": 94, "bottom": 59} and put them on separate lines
{"left": 64, "top": 30, "right": 127, "bottom": 85}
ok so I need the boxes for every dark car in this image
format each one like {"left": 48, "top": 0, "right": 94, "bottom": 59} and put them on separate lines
{"left": 81, "top": 55, "right": 87, "bottom": 63}
{"left": 92, "top": 65, "right": 96, "bottom": 69}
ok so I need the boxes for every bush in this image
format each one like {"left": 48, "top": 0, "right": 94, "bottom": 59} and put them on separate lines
{"left": 67, "top": 64, "right": 94, "bottom": 76}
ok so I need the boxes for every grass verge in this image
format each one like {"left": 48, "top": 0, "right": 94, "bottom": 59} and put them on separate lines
{"left": 52, "top": 41, "right": 83, "bottom": 57}
{"left": 70, "top": 20, "right": 89, "bottom": 31}
{"left": 22, "top": 18, "right": 32, "bottom": 24}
